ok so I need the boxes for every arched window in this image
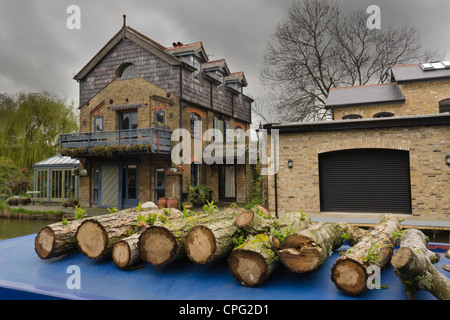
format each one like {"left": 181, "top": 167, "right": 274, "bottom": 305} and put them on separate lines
{"left": 116, "top": 63, "right": 138, "bottom": 79}
{"left": 342, "top": 114, "right": 362, "bottom": 120}
{"left": 190, "top": 113, "right": 202, "bottom": 139}
{"left": 439, "top": 99, "right": 450, "bottom": 113}
{"left": 236, "top": 126, "right": 244, "bottom": 142}
{"left": 373, "top": 112, "right": 395, "bottom": 118}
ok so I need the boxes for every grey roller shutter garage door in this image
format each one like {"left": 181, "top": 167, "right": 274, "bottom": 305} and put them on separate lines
{"left": 319, "top": 149, "right": 412, "bottom": 214}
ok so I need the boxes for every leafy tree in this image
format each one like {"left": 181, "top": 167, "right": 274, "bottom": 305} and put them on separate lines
{"left": 0, "top": 91, "right": 79, "bottom": 169}
{"left": 259, "top": 0, "right": 441, "bottom": 122}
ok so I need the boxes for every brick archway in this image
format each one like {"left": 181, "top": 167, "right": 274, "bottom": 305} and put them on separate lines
{"left": 317, "top": 137, "right": 410, "bottom": 154}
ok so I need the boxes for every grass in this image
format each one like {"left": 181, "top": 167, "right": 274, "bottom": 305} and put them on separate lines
{"left": 0, "top": 198, "right": 66, "bottom": 217}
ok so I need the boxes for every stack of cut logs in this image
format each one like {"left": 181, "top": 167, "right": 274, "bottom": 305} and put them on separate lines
{"left": 34, "top": 203, "right": 450, "bottom": 300}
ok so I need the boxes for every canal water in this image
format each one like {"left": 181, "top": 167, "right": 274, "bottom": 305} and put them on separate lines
{"left": 0, "top": 218, "right": 58, "bottom": 241}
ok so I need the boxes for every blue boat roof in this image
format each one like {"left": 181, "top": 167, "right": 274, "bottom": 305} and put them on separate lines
{"left": 0, "top": 234, "right": 449, "bottom": 300}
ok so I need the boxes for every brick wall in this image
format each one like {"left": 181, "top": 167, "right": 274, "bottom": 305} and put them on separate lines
{"left": 267, "top": 125, "right": 450, "bottom": 218}
{"left": 333, "top": 80, "right": 450, "bottom": 120}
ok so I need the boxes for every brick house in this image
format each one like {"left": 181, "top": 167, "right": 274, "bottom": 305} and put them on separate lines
{"left": 264, "top": 62, "right": 450, "bottom": 218}
{"left": 59, "top": 19, "right": 253, "bottom": 209}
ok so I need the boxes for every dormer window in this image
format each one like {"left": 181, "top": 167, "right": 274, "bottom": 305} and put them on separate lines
{"left": 116, "top": 63, "right": 138, "bottom": 79}
{"left": 439, "top": 99, "right": 450, "bottom": 113}
{"left": 373, "top": 112, "right": 395, "bottom": 118}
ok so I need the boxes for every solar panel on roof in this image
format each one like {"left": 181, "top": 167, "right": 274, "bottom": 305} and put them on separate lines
{"left": 442, "top": 61, "right": 450, "bottom": 68}
{"left": 420, "top": 63, "right": 434, "bottom": 71}
{"left": 431, "top": 62, "right": 445, "bottom": 70}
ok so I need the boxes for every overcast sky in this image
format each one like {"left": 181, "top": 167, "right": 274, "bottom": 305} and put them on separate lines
{"left": 0, "top": 0, "right": 449, "bottom": 108}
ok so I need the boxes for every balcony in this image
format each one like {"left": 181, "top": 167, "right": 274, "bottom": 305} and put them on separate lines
{"left": 59, "top": 128, "right": 172, "bottom": 157}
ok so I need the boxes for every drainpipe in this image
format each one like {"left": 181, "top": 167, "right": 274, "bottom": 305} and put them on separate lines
{"left": 179, "top": 65, "right": 183, "bottom": 206}
{"left": 263, "top": 123, "right": 278, "bottom": 218}
{"left": 272, "top": 129, "right": 278, "bottom": 218}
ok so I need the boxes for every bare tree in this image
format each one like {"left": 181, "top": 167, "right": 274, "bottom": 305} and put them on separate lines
{"left": 260, "top": 0, "right": 441, "bottom": 123}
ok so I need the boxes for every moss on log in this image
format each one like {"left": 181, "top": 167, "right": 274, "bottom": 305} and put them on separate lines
{"left": 392, "top": 228, "right": 450, "bottom": 300}
{"left": 278, "top": 222, "right": 347, "bottom": 273}
{"left": 228, "top": 234, "right": 279, "bottom": 287}
{"left": 331, "top": 214, "right": 401, "bottom": 296}
{"left": 139, "top": 209, "right": 240, "bottom": 266}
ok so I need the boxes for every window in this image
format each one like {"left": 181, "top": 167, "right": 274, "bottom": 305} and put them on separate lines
{"left": 213, "top": 117, "right": 224, "bottom": 142}
{"left": 94, "top": 116, "right": 103, "bottom": 132}
{"left": 192, "top": 57, "right": 202, "bottom": 84}
{"left": 439, "top": 99, "right": 450, "bottom": 113}
{"left": 373, "top": 112, "right": 395, "bottom": 118}
{"left": 236, "top": 126, "right": 244, "bottom": 142}
{"left": 154, "top": 111, "right": 165, "bottom": 124}
{"left": 191, "top": 164, "right": 201, "bottom": 186}
{"left": 116, "top": 63, "right": 138, "bottom": 79}
{"left": 217, "top": 72, "right": 225, "bottom": 94}
{"left": 190, "top": 113, "right": 202, "bottom": 139}
{"left": 119, "top": 111, "right": 138, "bottom": 130}
{"left": 225, "top": 121, "right": 232, "bottom": 142}
{"left": 342, "top": 114, "right": 362, "bottom": 120}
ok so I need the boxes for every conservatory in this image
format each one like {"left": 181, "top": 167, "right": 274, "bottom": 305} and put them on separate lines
{"left": 32, "top": 155, "right": 80, "bottom": 203}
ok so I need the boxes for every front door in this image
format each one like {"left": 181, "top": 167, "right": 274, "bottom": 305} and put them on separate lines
{"left": 219, "top": 165, "right": 236, "bottom": 202}
{"left": 100, "top": 164, "right": 120, "bottom": 209}
{"left": 122, "top": 164, "right": 138, "bottom": 208}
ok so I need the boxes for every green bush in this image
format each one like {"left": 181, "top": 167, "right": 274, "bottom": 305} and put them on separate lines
{"left": 0, "top": 157, "right": 32, "bottom": 198}
{"left": 188, "top": 184, "right": 211, "bottom": 207}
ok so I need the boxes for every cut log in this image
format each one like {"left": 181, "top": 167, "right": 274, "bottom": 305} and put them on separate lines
{"left": 234, "top": 209, "right": 273, "bottom": 234}
{"left": 235, "top": 209, "right": 310, "bottom": 237}
{"left": 278, "top": 222, "right": 347, "bottom": 274}
{"left": 139, "top": 210, "right": 239, "bottom": 266}
{"left": 269, "top": 212, "right": 311, "bottom": 249}
{"left": 228, "top": 212, "right": 311, "bottom": 287}
{"left": 331, "top": 214, "right": 401, "bottom": 296}
{"left": 391, "top": 228, "right": 450, "bottom": 300}
{"left": 185, "top": 217, "right": 240, "bottom": 264}
{"left": 76, "top": 212, "right": 139, "bottom": 259}
{"left": 112, "top": 230, "right": 145, "bottom": 270}
{"left": 35, "top": 219, "right": 86, "bottom": 259}
{"left": 228, "top": 234, "right": 279, "bottom": 287}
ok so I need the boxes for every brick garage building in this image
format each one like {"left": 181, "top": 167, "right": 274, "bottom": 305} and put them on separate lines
{"left": 264, "top": 62, "right": 450, "bottom": 218}
{"left": 59, "top": 19, "right": 253, "bottom": 209}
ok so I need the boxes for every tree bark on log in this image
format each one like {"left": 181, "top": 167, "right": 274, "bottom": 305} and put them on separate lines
{"left": 35, "top": 219, "right": 86, "bottom": 259}
{"left": 277, "top": 222, "right": 348, "bottom": 274}
{"left": 391, "top": 228, "right": 450, "bottom": 300}
{"left": 228, "top": 212, "right": 311, "bottom": 287}
{"left": 331, "top": 214, "right": 401, "bottom": 296}
{"left": 235, "top": 210, "right": 310, "bottom": 238}
{"left": 112, "top": 230, "right": 145, "bottom": 270}
{"left": 139, "top": 210, "right": 240, "bottom": 266}
{"left": 185, "top": 217, "right": 240, "bottom": 264}
{"left": 228, "top": 234, "right": 279, "bottom": 287}
{"left": 76, "top": 212, "right": 139, "bottom": 260}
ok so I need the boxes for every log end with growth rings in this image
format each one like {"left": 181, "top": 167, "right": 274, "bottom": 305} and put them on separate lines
{"left": 139, "top": 226, "right": 177, "bottom": 266}
{"left": 35, "top": 227, "right": 55, "bottom": 259}
{"left": 278, "top": 234, "right": 321, "bottom": 273}
{"left": 228, "top": 249, "right": 268, "bottom": 287}
{"left": 112, "top": 241, "right": 131, "bottom": 269}
{"left": 331, "top": 258, "right": 368, "bottom": 296}
{"left": 234, "top": 210, "right": 255, "bottom": 228}
{"left": 185, "top": 225, "right": 216, "bottom": 264}
{"left": 76, "top": 220, "right": 108, "bottom": 259}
